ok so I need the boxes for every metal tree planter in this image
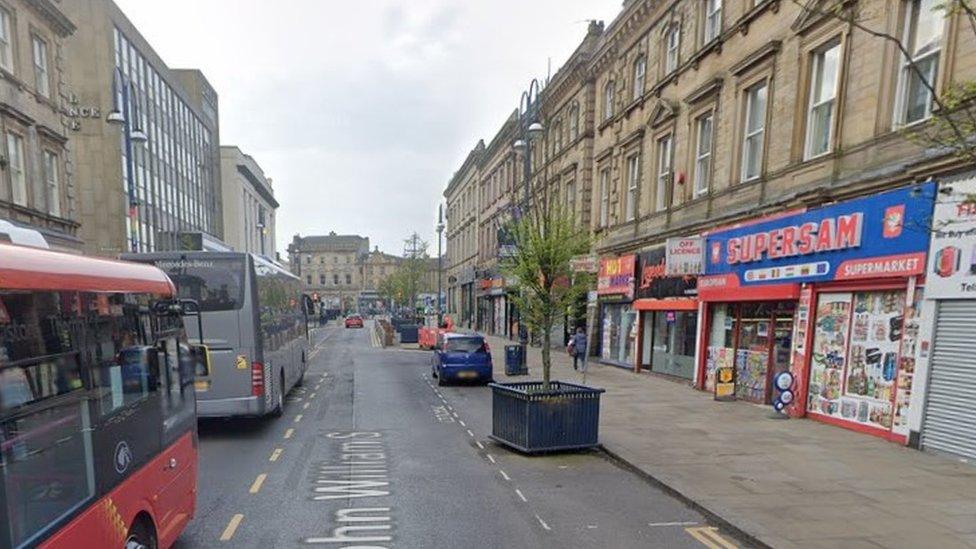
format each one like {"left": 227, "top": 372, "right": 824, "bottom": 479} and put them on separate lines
{"left": 488, "top": 381, "right": 605, "bottom": 454}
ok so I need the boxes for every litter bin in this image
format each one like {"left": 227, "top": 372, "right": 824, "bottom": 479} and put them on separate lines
{"left": 399, "top": 324, "right": 419, "bottom": 344}
{"left": 504, "top": 345, "right": 527, "bottom": 376}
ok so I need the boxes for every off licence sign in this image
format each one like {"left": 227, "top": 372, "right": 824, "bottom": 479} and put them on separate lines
{"left": 666, "top": 237, "right": 704, "bottom": 276}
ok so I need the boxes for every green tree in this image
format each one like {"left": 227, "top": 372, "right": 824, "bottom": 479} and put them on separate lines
{"left": 500, "top": 192, "right": 592, "bottom": 391}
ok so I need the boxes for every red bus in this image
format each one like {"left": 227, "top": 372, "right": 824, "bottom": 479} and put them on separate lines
{"left": 0, "top": 243, "right": 200, "bottom": 549}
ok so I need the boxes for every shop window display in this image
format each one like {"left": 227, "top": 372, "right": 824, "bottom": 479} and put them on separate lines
{"left": 808, "top": 289, "right": 908, "bottom": 431}
{"left": 601, "top": 303, "right": 637, "bottom": 366}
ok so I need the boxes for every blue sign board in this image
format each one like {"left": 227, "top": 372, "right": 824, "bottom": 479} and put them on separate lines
{"left": 700, "top": 183, "right": 935, "bottom": 293}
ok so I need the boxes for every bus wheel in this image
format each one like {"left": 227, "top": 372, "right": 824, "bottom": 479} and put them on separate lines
{"left": 271, "top": 372, "right": 284, "bottom": 417}
{"left": 125, "top": 515, "right": 157, "bottom": 549}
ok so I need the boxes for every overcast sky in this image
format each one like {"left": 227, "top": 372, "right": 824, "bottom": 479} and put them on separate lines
{"left": 115, "top": 0, "right": 623, "bottom": 257}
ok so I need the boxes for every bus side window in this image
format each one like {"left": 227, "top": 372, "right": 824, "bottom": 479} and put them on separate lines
{"left": 159, "top": 337, "right": 195, "bottom": 442}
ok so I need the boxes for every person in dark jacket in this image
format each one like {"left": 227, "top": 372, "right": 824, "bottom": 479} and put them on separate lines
{"left": 569, "top": 327, "right": 588, "bottom": 372}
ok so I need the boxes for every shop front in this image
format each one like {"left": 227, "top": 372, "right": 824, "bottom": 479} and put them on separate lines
{"left": 597, "top": 255, "right": 637, "bottom": 368}
{"left": 476, "top": 276, "right": 508, "bottom": 337}
{"left": 699, "top": 183, "right": 935, "bottom": 442}
{"left": 634, "top": 242, "right": 700, "bottom": 380}
{"left": 918, "top": 173, "right": 976, "bottom": 460}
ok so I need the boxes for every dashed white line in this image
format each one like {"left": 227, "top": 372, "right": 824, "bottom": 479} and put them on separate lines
{"left": 535, "top": 514, "right": 552, "bottom": 531}
{"left": 486, "top": 454, "right": 496, "bottom": 464}
{"left": 648, "top": 521, "right": 699, "bottom": 527}
{"left": 309, "top": 392, "right": 317, "bottom": 399}
{"left": 475, "top": 441, "right": 485, "bottom": 450}
{"left": 302, "top": 402, "right": 310, "bottom": 410}
{"left": 283, "top": 428, "right": 294, "bottom": 439}
{"left": 294, "top": 414, "right": 303, "bottom": 423}
{"left": 515, "top": 488, "right": 527, "bottom": 502}
{"left": 458, "top": 420, "right": 466, "bottom": 427}
{"left": 466, "top": 429, "right": 474, "bottom": 437}
{"left": 498, "top": 469, "right": 510, "bottom": 481}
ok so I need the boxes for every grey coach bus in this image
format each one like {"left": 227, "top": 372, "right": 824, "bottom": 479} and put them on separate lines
{"left": 123, "top": 251, "right": 309, "bottom": 418}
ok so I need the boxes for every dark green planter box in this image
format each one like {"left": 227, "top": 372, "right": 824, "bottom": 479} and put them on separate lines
{"left": 489, "top": 381, "right": 605, "bottom": 453}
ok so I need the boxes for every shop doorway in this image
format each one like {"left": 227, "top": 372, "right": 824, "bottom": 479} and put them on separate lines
{"left": 706, "top": 301, "right": 795, "bottom": 404}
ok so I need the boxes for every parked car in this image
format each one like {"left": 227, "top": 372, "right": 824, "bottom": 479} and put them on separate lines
{"left": 345, "top": 314, "right": 364, "bottom": 328}
{"left": 431, "top": 333, "right": 493, "bottom": 386}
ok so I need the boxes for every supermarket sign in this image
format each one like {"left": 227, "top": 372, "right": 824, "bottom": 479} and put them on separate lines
{"left": 701, "top": 183, "right": 934, "bottom": 290}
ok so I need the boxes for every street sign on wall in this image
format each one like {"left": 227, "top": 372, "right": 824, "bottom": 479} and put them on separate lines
{"left": 665, "top": 237, "right": 704, "bottom": 276}
{"left": 597, "top": 255, "right": 636, "bottom": 301}
{"left": 927, "top": 174, "right": 976, "bottom": 299}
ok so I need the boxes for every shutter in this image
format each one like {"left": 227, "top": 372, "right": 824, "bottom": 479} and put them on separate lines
{"left": 921, "top": 301, "right": 976, "bottom": 460}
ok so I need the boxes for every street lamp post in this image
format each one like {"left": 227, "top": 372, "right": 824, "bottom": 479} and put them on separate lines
{"left": 437, "top": 204, "right": 445, "bottom": 327}
{"left": 511, "top": 79, "right": 545, "bottom": 350}
{"left": 106, "top": 68, "right": 148, "bottom": 253}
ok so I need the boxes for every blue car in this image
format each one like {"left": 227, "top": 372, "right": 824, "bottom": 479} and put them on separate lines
{"left": 431, "top": 333, "right": 493, "bottom": 386}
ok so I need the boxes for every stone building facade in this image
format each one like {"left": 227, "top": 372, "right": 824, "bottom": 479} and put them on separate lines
{"left": 444, "top": 141, "right": 483, "bottom": 328}
{"left": 0, "top": 0, "right": 78, "bottom": 251}
{"left": 288, "top": 232, "right": 369, "bottom": 311}
{"left": 61, "top": 0, "right": 222, "bottom": 256}
{"left": 220, "top": 145, "right": 277, "bottom": 257}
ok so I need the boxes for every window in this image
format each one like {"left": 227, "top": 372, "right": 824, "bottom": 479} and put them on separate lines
{"left": 625, "top": 154, "right": 640, "bottom": 221}
{"left": 569, "top": 104, "right": 580, "bottom": 139}
{"left": 157, "top": 257, "right": 246, "bottom": 312}
{"left": 694, "top": 113, "right": 714, "bottom": 197}
{"left": 741, "top": 82, "right": 768, "bottom": 181}
{"left": 554, "top": 120, "right": 563, "bottom": 151}
{"left": 633, "top": 56, "right": 646, "bottom": 100}
{"left": 603, "top": 81, "right": 615, "bottom": 121}
{"left": 805, "top": 40, "right": 841, "bottom": 159}
{"left": 43, "top": 151, "right": 60, "bottom": 216}
{"left": 656, "top": 135, "right": 672, "bottom": 211}
{"left": 599, "top": 167, "right": 610, "bottom": 226}
{"left": 346, "top": 274, "right": 352, "bottom": 285}
{"left": 334, "top": 274, "right": 339, "bottom": 285}
{"left": 319, "top": 257, "right": 325, "bottom": 264}
{"left": 565, "top": 180, "right": 576, "bottom": 217}
{"left": 319, "top": 274, "right": 326, "bottom": 284}
{"left": 7, "top": 132, "right": 26, "bottom": 206}
{"left": 704, "top": 0, "right": 722, "bottom": 43}
{"left": 665, "top": 25, "right": 681, "bottom": 74}
{"left": 0, "top": 8, "right": 12, "bottom": 71}
{"left": 305, "top": 255, "right": 311, "bottom": 264}
{"left": 306, "top": 275, "right": 312, "bottom": 285}
{"left": 895, "top": 0, "right": 943, "bottom": 125}
{"left": 32, "top": 36, "right": 49, "bottom": 98}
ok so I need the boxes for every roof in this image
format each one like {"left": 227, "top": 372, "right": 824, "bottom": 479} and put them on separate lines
{"left": 291, "top": 234, "right": 369, "bottom": 253}
{"left": 0, "top": 243, "right": 175, "bottom": 295}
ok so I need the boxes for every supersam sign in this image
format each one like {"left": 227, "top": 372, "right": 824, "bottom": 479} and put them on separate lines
{"left": 702, "top": 183, "right": 935, "bottom": 289}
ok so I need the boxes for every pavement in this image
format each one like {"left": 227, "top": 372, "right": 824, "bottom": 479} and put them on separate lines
{"left": 483, "top": 333, "right": 976, "bottom": 549}
{"left": 178, "top": 322, "right": 744, "bottom": 548}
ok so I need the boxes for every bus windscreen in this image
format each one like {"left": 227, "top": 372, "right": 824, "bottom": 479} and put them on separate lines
{"left": 155, "top": 258, "right": 246, "bottom": 312}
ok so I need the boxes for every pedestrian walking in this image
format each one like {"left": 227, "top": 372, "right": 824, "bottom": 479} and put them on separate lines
{"left": 568, "top": 327, "right": 588, "bottom": 372}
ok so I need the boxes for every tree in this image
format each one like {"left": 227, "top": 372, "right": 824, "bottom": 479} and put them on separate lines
{"left": 500, "top": 191, "right": 592, "bottom": 391}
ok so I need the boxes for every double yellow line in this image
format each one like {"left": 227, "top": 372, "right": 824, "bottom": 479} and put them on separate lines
{"left": 685, "top": 526, "right": 738, "bottom": 549}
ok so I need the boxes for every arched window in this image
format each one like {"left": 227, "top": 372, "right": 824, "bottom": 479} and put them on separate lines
{"left": 603, "top": 81, "right": 615, "bottom": 121}
{"left": 633, "top": 56, "right": 646, "bottom": 99}
{"left": 665, "top": 25, "right": 681, "bottom": 74}
{"left": 569, "top": 103, "right": 580, "bottom": 139}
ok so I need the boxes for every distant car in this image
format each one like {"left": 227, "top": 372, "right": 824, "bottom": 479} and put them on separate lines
{"left": 431, "top": 333, "right": 493, "bottom": 386}
{"left": 345, "top": 314, "right": 364, "bottom": 328}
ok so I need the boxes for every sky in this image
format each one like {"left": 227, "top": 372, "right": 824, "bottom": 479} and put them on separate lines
{"left": 114, "top": 0, "right": 623, "bottom": 257}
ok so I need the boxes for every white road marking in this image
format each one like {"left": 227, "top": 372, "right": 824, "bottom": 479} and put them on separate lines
{"left": 515, "top": 488, "right": 527, "bottom": 502}
{"left": 648, "top": 521, "right": 699, "bottom": 527}
{"left": 486, "top": 454, "right": 496, "bottom": 464}
{"left": 458, "top": 420, "right": 466, "bottom": 427}
{"left": 269, "top": 448, "right": 283, "bottom": 462}
{"left": 249, "top": 473, "right": 267, "bottom": 494}
{"left": 498, "top": 469, "right": 510, "bottom": 481}
{"left": 294, "top": 414, "right": 304, "bottom": 423}
{"left": 535, "top": 514, "right": 552, "bottom": 531}
{"left": 475, "top": 441, "right": 485, "bottom": 450}
{"left": 466, "top": 429, "right": 474, "bottom": 437}
{"left": 310, "top": 392, "right": 318, "bottom": 399}
{"left": 284, "top": 428, "right": 294, "bottom": 439}
{"left": 303, "top": 402, "right": 310, "bottom": 410}
{"left": 220, "top": 514, "right": 244, "bottom": 541}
